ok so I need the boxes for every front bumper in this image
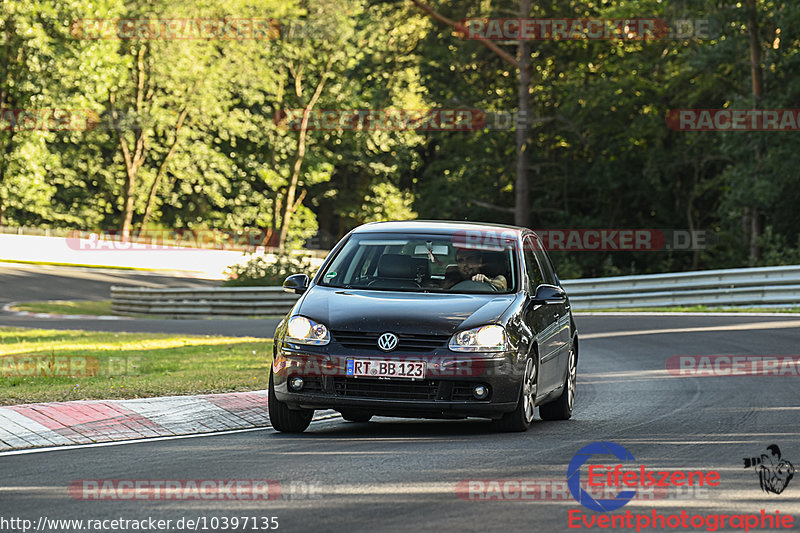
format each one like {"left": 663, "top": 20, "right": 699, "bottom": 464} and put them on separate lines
{"left": 272, "top": 346, "right": 523, "bottom": 418}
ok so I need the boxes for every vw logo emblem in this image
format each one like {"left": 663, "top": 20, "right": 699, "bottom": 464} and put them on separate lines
{"left": 377, "top": 332, "right": 399, "bottom": 352}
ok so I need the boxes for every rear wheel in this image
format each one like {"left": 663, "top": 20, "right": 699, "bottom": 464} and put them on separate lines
{"left": 340, "top": 412, "right": 372, "bottom": 423}
{"left": 539, "top": 344, "right": 576, "bottom": 421}
{"left": 268, "top": 371, "right": 313, "bottom": 433}
{"left": 493, "top": 356, "right": 537, "bottom": 432}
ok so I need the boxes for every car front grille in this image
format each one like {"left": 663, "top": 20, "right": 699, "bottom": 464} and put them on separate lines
{"left": 331, "top": 331, "right": 449, "bottom": 352}
{"left": 333, "top": 378, "right": 440, "bottom": 400}
{"left": 330, "top": 378, "right": 489, "bottom": 402}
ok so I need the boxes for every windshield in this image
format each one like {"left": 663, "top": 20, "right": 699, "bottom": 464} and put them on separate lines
{"left": 318, "top": 232, "right": 517, "bottom": 293}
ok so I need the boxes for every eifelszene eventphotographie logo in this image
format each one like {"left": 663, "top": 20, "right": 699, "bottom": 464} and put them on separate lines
{"left": 567, "top": 441, "right": 721, "bottom": 512}
{"left": 743, "top": 445, "right": 795, "bottom": 495}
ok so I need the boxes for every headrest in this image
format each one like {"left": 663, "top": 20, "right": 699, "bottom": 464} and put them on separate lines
{"left": 483, "top": 252, "right": 509, "bottom": 277}
{"left": 377, "top": 254, "right": 414, "bottom": 279}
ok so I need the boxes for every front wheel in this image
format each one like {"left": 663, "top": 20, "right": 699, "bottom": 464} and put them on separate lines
{"left": 493, "top": 356, "right": 537, "bottom": 432}
{"left": 268, "top": 371, "right": 313, "bottom": 433}
{"left": 539, "top": 344, "right": 576, "bottom": 421}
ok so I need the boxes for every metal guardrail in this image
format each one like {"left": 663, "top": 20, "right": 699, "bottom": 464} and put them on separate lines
{"left": 562, "top": 265, "right": 800, "bottom": 309}
{"left": 111, "top": 265, "right": 800, "bottom": 317}
{"left": 111, "top": 286, "right": 300, "bottom": 318}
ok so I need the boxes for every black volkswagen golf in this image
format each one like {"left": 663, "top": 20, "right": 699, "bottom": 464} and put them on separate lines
{"left": 269, "top": 221, "right": 577, "bottom": 433}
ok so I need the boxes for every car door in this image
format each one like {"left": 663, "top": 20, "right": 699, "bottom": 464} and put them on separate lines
{"left": 521, "top": 236, "right": 561, "bottom": 393}
{"left": 532, "top": 238, "right": 571, "bottom": 380}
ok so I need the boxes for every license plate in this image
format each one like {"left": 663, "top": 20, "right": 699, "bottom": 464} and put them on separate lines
{"left": 346, "top": 358, "right": 426, "bottom": 379}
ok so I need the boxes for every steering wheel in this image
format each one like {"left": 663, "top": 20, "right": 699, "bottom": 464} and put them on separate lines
{"left": 450, "top": 279, "right": 498, "bottom": 292}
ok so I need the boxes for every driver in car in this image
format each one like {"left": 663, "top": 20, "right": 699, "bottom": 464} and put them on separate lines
{"left": 442, "top": 249, "right": 507, "bottom": 291}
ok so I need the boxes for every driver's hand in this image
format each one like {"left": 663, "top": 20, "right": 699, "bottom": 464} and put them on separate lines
{"left": 472, "top": 274, "right": 488, "bottom": 283}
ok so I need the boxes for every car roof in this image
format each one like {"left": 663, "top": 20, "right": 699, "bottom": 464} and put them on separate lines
{"left": 352, "top": 220, "right": 530, "bottom": 236}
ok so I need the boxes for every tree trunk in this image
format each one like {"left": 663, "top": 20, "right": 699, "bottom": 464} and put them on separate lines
{"left": 689, "top": 164, "right": 698, "bottom": 270}
{"left": 0, "top": 139, "right": 10, "bottom": 227}
{"left": 263, "top": 79, "right": 285, "bottom": 248}
{"left": 113, "top": 45, "right": 149, "bottom": 241}
{"left": 112, "top": 88, "right": 146, "bottom": 241}
{"left": 0, "top": 44, "right": 14, "bottom": 229}
{"left": 122, "top": 170, "right": 136, "bottom": 238}
{"left": 140, "top": 103, "right": 191, "bottom": 230}
{"left": 746, "top": 0, "right": 764, "bottom": 102}
{"left": 277, "top": 56, "right": 333, "bottom": 248}
{"left": 514, "top": 0, "right": 531, "bottom": 228}
{"left": 745, "top": 0, "right": 763, "bottom": 264}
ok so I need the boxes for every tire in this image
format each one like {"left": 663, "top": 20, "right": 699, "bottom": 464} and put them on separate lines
{"left": 539, "top": 343, "right": 576, "bottom": 421}
{"left": 493, "top": 356, "right": 537, "bottom": 432}
{"left": 268, "top": 370, "right": 313, "bottom": 433}
{"left": 340, "top": 412, "right": 372, "bottom": 423}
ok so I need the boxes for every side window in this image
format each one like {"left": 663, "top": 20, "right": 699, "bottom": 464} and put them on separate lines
{"left": 531, "top": 237, "right": 557, "bottom": 285}
{"left": 522, "top": 237, "right": 545, "bottom": 291}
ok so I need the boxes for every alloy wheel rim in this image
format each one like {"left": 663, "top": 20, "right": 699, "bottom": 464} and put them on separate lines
{"left": 522, "top": 357, "right": 537, "bottom": 423}
{"left": 567, "top": 347, "right": 576, "bottom": 411}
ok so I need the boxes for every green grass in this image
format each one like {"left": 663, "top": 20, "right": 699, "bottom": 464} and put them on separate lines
{"left": 0, "top": 328, "right": 272, "bottom": 405}
{"left": 9, "top": 300, "right": 283, "bottom": 319}
{"left": 579, "top": 306, "right": 800, "bottom": 313}
{"left": 11, "top": 300, "right": 114, "bottom": 316}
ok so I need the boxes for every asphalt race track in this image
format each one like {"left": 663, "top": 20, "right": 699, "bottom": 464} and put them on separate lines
{"left": 2, "top": 313, "right": 799, "bottom": 533}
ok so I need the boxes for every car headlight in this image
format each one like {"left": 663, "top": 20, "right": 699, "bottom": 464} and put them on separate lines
{"left": 449, "top": 325, "right": 507, "bottom": 352}
{"left": 286, "top": 316, "right": 330, "bottom": 345}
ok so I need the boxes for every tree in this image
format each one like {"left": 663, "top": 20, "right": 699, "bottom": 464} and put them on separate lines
{"left": 0, "top": 0, "right": 125, "bottom": 227}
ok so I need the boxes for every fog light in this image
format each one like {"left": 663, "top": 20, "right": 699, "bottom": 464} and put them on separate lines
{"left": 473, "top": 384, "right": 489, "bottom": 400}
{"left": 288, "top": 377, "right": 304, "bottom": 391}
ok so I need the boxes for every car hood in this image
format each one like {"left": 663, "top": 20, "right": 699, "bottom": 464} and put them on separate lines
{"left": 298, "top": 286, "right": 517, "bottom": 335}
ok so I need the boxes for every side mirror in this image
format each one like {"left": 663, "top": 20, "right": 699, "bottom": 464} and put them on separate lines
{"left": 283, "top": 274, "right": 309, "bottom": 294}
{"left": 532, "top": 284, "right": 566, "bottom": 304}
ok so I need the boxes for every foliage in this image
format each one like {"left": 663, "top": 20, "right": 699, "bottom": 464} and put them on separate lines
{"left": 2, "top": 0, "right": 800, "bottom": 276}
{"left": 223, "top": 251, "right": 318, "bottom": 286}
